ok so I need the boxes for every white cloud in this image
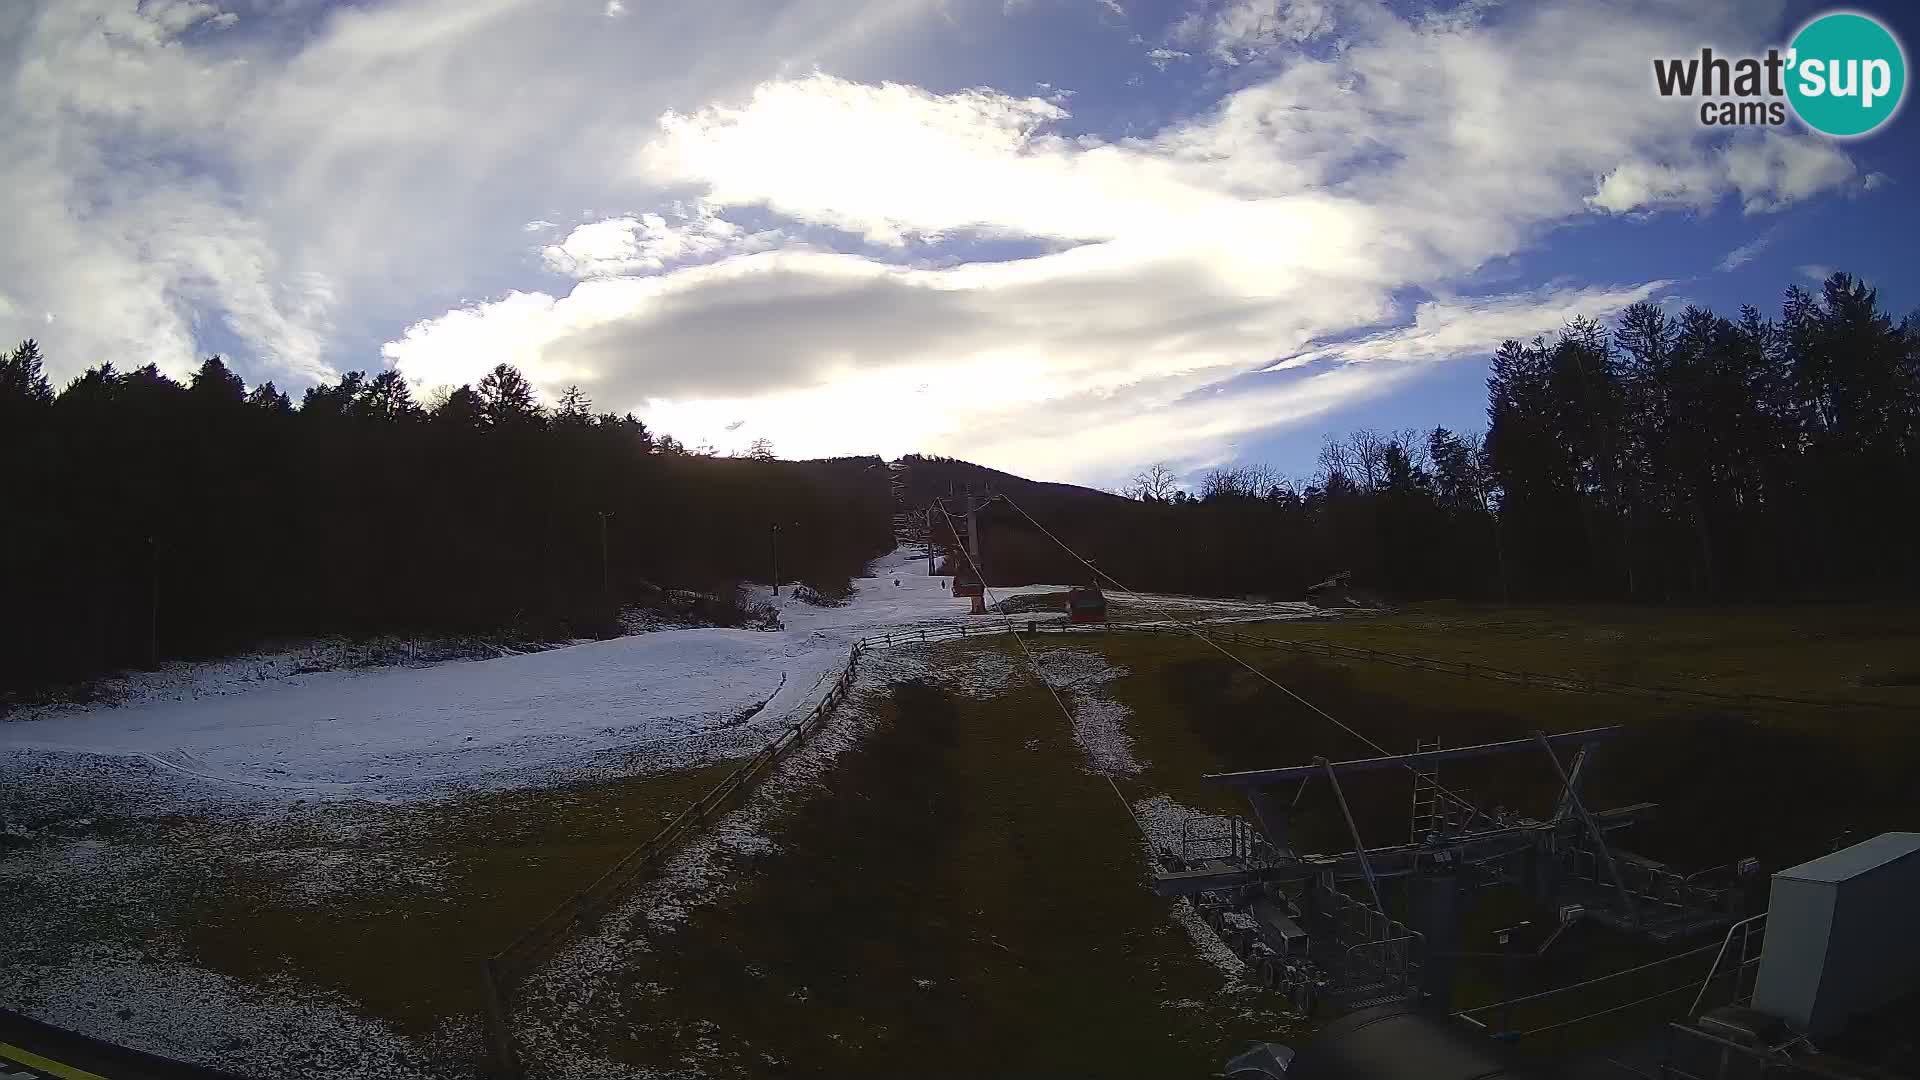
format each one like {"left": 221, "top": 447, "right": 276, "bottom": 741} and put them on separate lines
{"left": 1169, "top": 0, "right": 1345, "bottom": 66}
{"left": 539, "top": 210, "right": 776, "bottom": 278}
{"left": 1723, "top": 133, "right": 1857, "bottom": 214}
{"left": 1145, "top": 47, "right": 1190, "bottom": 69}
{"left": 1265, "top": 283, "right": 1672, "bottom": 371}
{"left": 1, "top": 0, "right": 1870, "bottom": 484}
{"left": 1799, "top": 264, "right": 1834, "bottom": 284}
{"left": 604, "top": 0, "right": 625, "bottom": 16}
{"left": 1588, "top": 133, "right": 1857, "bottom": 216}
{"left": 1717, "top": 226, "right": 1779, "bottom": 272}
{"left": 387, "top": 0, "right": 1834, "bottom": 478}
{"left": 1862, "top": 171, "right": 1891, "bottom": 192}
{"left": 0, "top": 0, "right": 936, "bottom": 383}
{"left": 1587, "top": 161, "right": 1722, "bottom": 214}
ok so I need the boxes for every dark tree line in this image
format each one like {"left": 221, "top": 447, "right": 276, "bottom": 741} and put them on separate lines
{"left": 912, "top": 273, "right": 1920, "bottom": 604}
{"left": 0, "top": 353, "right": 893, "bottom": 702}
{"left": 3, "top": 270, "right": 1912, "bottom": 701}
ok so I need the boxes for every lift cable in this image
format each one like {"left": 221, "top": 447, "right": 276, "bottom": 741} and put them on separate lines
{"left": 932, "top": 500, "right": 1148, "bottom": 840}
{"left": 993, "top": 488, "right": 1494, "bottom": 827}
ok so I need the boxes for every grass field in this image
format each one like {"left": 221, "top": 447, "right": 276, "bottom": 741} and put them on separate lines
{"left": 539, "top": 646, "right": 1295, "bottom": 1077}
{"left": 1240, "top": 602, "right": 1920, "bottom": 707}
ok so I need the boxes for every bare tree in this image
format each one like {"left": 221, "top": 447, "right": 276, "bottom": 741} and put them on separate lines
{"left": 1125, "top": 462, "right": 1181, "bottom": 501}
{"left": 1315, "top": 435, "right": 1354, "bottom": 490}
{"left": 1347, "top": 428, "right": 1391, "bottom": 492}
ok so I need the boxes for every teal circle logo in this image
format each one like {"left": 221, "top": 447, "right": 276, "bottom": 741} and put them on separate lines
{"left": 1787, "top": 12, "right": 1906, "bottom": 137}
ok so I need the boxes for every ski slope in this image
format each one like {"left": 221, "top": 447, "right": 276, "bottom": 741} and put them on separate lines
{"left": 0, "top": 547, "right": 1063, "bottom": 804}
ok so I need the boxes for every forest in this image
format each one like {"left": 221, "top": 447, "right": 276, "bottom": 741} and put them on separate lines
{"left": 3, "top": 270, "right": 1914, "bottom": 703}
{"left": 916, "top": 272, "right": 1919, "bottom": 605}
{"left": 0, "top": 356, "right": 893, "bottom": 703}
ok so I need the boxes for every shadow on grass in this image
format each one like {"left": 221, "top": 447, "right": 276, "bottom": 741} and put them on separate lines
{"left": 591, "top": 669, "right": 1292, "bottom": 1077}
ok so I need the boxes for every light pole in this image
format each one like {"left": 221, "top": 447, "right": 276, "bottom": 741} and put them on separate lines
{"left": 147, "top": 535, "right": 160, "bottom": 670}
{"left": 596, "top": 511, "right": 615, "bottom": 600}
{"left": 769, "top": 522, "right": 780, "bottom": 596}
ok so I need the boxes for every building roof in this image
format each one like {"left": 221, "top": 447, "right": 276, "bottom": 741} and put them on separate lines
{"left": 1775, "top": 832, "right": 1920, "bottom": 885}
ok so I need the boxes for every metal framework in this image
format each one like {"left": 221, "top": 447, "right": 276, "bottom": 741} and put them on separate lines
{"left": 1152, "top": 724, "right": 1756, "bottom": 1020}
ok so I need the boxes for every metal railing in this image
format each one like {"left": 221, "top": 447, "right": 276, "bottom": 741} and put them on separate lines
{"left": 1314, "top": 880, "right": 1423, "bottom": 996}
{"left": 1454, "top": 941, "right": 1720, "bottom": 1047}
{"left": 1689, "top": 914, "right": 1767, "bottom": 1015}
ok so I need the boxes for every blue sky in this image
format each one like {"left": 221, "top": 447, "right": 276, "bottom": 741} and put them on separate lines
{"left": 2, "top": 0, "right": 1913, "bottom": 488}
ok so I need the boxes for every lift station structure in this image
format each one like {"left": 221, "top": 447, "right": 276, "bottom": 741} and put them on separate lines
{"left": 1154, "top": 725, "right": 1764, "bottom": 1020}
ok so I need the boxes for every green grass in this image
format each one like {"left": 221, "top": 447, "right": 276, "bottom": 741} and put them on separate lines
{"left": 183, "top": 765, "right": 735, "bottom": 1040}
{"left": 1242, "top": 602, "right": 1920, "bottom": 708}
{"left": 573, "top": 645, "right": 1295, "bottom": 1077}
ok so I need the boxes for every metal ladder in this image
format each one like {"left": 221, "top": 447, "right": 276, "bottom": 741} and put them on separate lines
{"left": 1410, "top": 737, "right": 1441, "bottom": 843}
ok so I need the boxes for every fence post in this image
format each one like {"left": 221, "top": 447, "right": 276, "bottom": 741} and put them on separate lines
{"left": 479, "top": 957, "right": 521, "bottom": 1080}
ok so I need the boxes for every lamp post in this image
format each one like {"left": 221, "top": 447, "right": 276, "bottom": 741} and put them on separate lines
{"left": 596, "top": 511, "right": 615, "bottom": 600}
{"left": 147, "top": 535, "right": 160, "bottom": 670}
{"left": 770, "top": 522, "right": 780, "bottom": 596}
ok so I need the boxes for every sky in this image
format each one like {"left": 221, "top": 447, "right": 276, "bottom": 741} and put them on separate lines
{"left": 2, "top": 0, "right": 1915, "bottom": 490}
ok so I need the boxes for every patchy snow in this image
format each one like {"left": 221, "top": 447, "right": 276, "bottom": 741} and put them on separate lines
{"left": 0, "top": 547, "right": 1064, "bottom": 809}
{"left": 512, "top": 648, "right": 951, "bottom": 1077}
{"left": 0, "top": 534, "right": 1308, "bottom": 1076}
{"left": 1041, "top": 660, "right": 1250, "bottom": 987}
{"left": 0, "top": 828, "right": 470, "bottom": 1079}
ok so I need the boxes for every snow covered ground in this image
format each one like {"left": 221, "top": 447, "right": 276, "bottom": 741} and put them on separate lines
{"left": 0, "top": 547, "right": 1070, "bottom": 810}
{"left": 0, "top": 541, "right": 1311, "bottom": 1078}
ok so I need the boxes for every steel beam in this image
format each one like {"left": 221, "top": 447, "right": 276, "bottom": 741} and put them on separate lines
{"left": 1149, "top": 802, "right": 1656, "bottom": 897}
{"left": 1535, "top": 730, "right": 1639, "bottom": 928}
{"left": 1203, "top": 726, "right": 1625, "bottom": 788}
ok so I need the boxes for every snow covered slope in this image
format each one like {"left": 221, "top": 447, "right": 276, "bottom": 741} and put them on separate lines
{"left": 0, "top": 547, "right": 1056, "bottom": 805}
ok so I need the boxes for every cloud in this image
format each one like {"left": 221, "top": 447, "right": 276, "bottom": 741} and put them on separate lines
{"left": 1265, "top": 282, "right": 1672, "bottom": 371}
{"left": 0, "top": 0, "right": 935, "bottom": 382}
{"left": 1, "top": 0, "right": 1870, "bottom": 484}
{"left": 539, "top": 210, "right": 777, "bottom": 278}
{"left": 387, "top": 0, "right": 1832, "bottom": 479}
{"left": 1145, "top": 47, "right": 1190, "bottom": 69}
{"left": 1717, "top": 226, "right": 1779, "bottom": 272}
{"left": 1799, "top": 264, "right": 1834, "bottom": 284}
{"left": 1862, "top": 171, "right": 1891, "bottom": 192}
{"left": 1588, "top": 133, "right": 1857, "bottom": 216}
{"left": 1170, "top": 0, "right": 1341, "bottom": 66}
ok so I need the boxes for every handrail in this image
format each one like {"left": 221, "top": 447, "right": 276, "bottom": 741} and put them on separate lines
{"left": 1456, "top": 941, "right": 1719, "bottom": 1017}
{"left": 1345, "top": 934, "right": 1419, "bottom": 983}
{"left": 1689, "top": 913, "right": 1767, "bottom": 1015}
{"left": 1517, "top": 980, "right": 1700, "bottom": 1038}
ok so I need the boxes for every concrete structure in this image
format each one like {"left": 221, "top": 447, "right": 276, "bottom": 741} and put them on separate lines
{"left": 1752, "top": 832, "right": 1920, "bottom": 1037}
